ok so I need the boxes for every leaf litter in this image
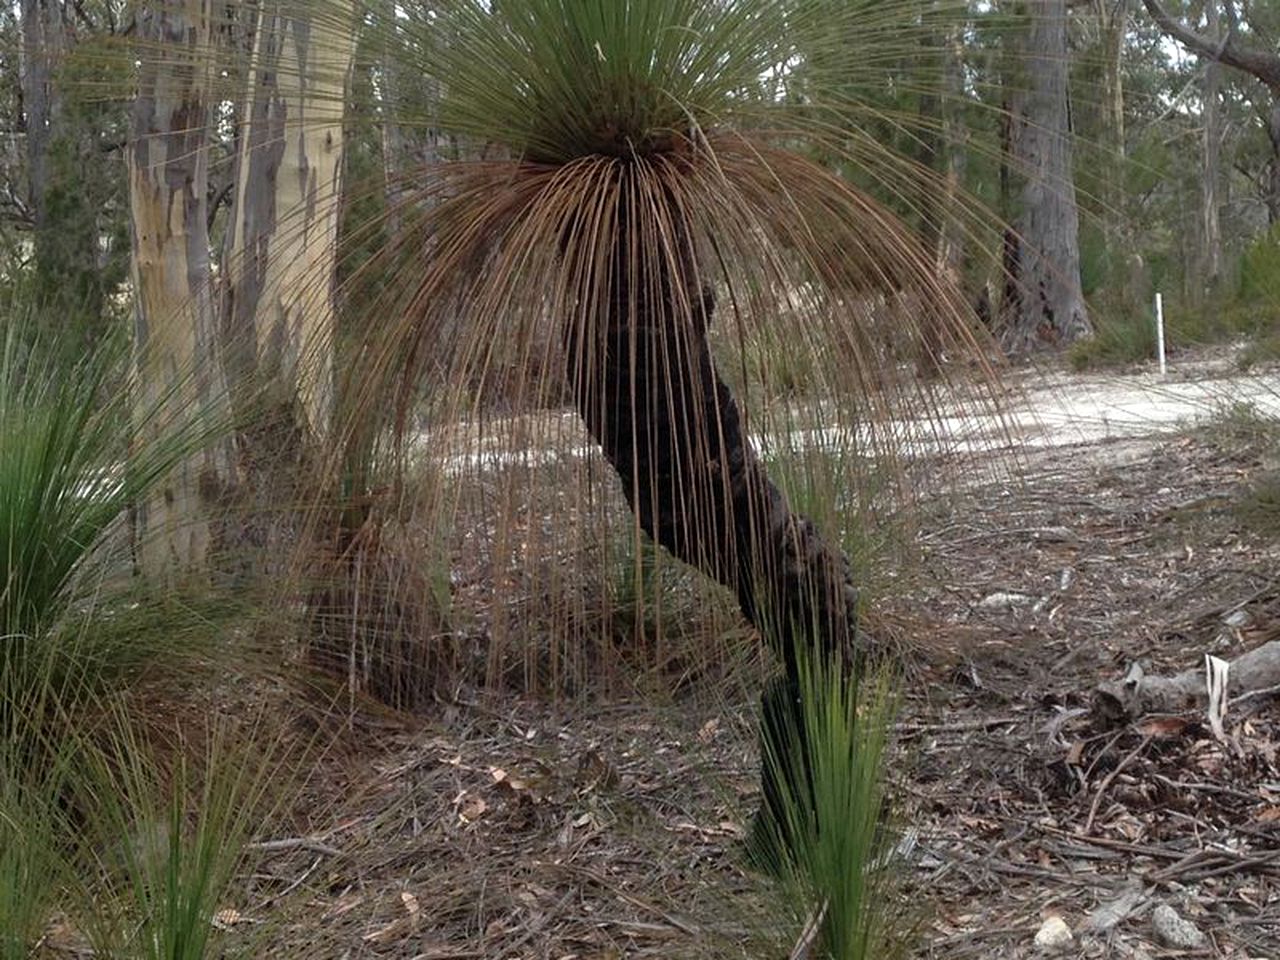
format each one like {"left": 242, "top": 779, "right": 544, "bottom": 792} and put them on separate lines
{"left": 166, "top": 360, "right": 1280, "bottom": 959}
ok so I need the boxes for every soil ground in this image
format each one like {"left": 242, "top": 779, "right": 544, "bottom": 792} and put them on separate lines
{"left": 238, "top": 351, "right": 1279, "bottom": 959}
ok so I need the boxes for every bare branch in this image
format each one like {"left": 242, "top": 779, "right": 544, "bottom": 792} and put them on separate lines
{"left": 1141, "top": 0, "right": 1280, "bottom": 89}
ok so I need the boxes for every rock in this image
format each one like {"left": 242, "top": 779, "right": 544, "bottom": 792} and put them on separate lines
{"left": 1033, "top": 915, "right": 1074, "bottom": 952}
{"left": 1152, "top": 904, "right": 1207, "bottom": 949}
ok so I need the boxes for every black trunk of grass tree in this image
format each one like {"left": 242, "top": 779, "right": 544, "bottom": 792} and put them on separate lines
{"left": 562, "top": 158, "right": 859, "bottom": 864}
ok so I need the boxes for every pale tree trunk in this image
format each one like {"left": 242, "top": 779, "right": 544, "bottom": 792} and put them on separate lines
{"left": 937, "top": 18, "right": 967, "bottom": 277}
{"left": 1098, "top": 0, "right": 1148, "bottom": 309}
{"left": 1000, "top": 0, "right": 1091, "bottom": 351}
{"left": 1201, "top": 0, "right": 1223, "bottom": 292}
{"left": 914, "top": 5, "right": 966, "bottom": 375}
{"left": 1097, "top": 0, "right": 1127, "bottom": 242}
{"left": 128, "top": 0, "right": 235, "bottom": 582}
{"left": 222, "top": 0, "right": 357, "bottom": 439}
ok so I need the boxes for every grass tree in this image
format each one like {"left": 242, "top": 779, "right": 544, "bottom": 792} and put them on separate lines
{"left": 332, "top": 0, "right": 998, "bottom": 850}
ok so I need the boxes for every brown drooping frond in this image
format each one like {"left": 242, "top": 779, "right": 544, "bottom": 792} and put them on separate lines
{"left": 316, "top": 118, "right": 1002, "bottom": 699}
{"left": 107, "top": 0, "right": 1066, "bottom": 701}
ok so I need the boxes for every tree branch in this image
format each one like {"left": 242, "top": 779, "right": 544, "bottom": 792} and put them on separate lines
{"left": 1141, "top": 0, "right": 1280, "bottom": 88}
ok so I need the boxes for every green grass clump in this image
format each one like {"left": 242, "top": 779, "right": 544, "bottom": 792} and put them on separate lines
{"left": 0, "top": 693, "right": 76, "bottom": 959}
{"left": 756, "top": 649, "right": 913, "bottom": 959}
{"left": 77, "top": 710, "right": 291, "bottom": 960}
{"left": 0, "top": 311, "right": 230, "bottom": 720}
{"left": 1069, "top": 305, "right": 1157, "bottom": 370}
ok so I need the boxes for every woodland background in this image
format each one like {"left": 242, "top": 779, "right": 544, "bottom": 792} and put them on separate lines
{"left": 3, "top": 2, "right": 1280, "bottom": 959}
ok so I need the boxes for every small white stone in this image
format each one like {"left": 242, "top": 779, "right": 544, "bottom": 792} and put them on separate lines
{"left": 1152, "top": 904, "right": 1207, "bottom": 949}
{"left": 978, "top": 591, "right": 1034, "bottom": 610}
{"left": 1033, "top": 915, "right": 1074, "bottom": 952}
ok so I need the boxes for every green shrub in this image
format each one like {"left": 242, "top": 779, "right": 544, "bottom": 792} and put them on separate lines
{"left": 1069, "top": 305, "right": 1156, "bottom": 370}
{"left": 1238, "top": 228, "right": 1280, "bottom": 310}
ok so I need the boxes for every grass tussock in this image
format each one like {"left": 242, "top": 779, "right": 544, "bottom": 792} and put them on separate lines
{"left": 755, "top": 650, "right": 913, "bottom": 959}
{"left": 75, "top": 707, "right": 295, "bottom": 960}
{"left": 0, "top": 311, "right": 238, "bottom": 719}
{"left": 1069, "top": 304, "right": 1158, "bottom": 370}
{"left": 0, "top": 692, "right": 77, "bottom": 960}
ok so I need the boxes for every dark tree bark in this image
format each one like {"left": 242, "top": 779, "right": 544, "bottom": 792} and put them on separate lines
{"left": 566, "top": 181, "right": 860, "bottom": 683}
{"left": 564, "top": 164, "right": 862, "bottom": 862}
{"left": 999, "top": 0, "right": 1091, "bottom": 351}
{"left": 1267, "top": 97, "right": 1280, "bottom": 226}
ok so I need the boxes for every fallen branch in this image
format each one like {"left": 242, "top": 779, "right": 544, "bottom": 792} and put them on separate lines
{"left": 1093, "top": 640, "right": 1280, "bottom": 721}
{"left": 1084, "top": 735, "right": 1151, "bottom": 835}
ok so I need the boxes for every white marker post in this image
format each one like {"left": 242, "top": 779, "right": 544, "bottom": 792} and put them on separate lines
{"left": 1155, "top": 291, "right": 1167, "bottom": 376}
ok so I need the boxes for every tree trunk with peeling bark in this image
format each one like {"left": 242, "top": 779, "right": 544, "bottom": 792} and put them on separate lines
{"left": 999, "top": 0, "right": 1091, "bottom": 351}
{"left": 937, "top": 17, "right": 967, "bottom": 279}
{"left": 221, "top": 0, "right": 357, "bottom": 440}
{"left": 127, "top": 0, "right": 236, "bottom": 583}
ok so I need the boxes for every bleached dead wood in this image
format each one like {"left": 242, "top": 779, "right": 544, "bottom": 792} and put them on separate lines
{"left": 1093, "top": 640, "right": 1280, "bottom": 721}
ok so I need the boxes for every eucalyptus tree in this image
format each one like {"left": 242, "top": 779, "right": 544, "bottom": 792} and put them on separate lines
{"left": 125, "top": 0, "right": 357, "bottom": 577}
{"left": 1142, "top": 0, "right": 1280, "bottom": 226}
{"left": 220, "top": 0, "right": 357, "bottom": 440}
{"left": 999, "top": 0, "right": 1091, "bottom": 348}
{"left": 128, "top": 0, "right": 235, "bottom": 580}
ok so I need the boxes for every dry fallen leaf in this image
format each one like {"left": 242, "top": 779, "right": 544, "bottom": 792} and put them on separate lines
{"left": 1137, "top": 715, "right": 1189, "bottom": 739}
{"left": 458, "top": 793, "right": 488, "bottom": 823}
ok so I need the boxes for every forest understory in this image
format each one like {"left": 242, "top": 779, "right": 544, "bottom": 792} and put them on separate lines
{"left": 35, "top": 354, "right": 1272, "bottom": 960}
